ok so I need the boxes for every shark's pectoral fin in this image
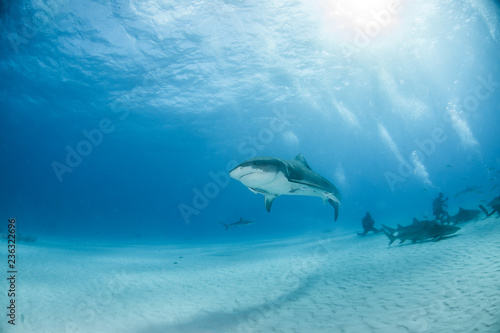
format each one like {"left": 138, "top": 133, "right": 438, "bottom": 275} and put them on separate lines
{"left": 249, "top": 187, "right": 259, "bottom": 195}
{"left": 328, "top": 199, "right": 339, "bottom": 221}
{"left": 265, "top": 195, "right": 278, "bottom": 212}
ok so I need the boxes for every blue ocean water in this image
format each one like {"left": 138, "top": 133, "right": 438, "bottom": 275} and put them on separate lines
{"left": 1, "top": 0, "right": 500, "bottom": 243}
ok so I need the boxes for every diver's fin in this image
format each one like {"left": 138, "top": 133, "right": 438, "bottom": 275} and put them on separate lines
{"left": 328, "top": 198, "right": 339, "bottom": 221}
{"left": 479, "top": 205, "right": 493, "bottom": 217}
{"left": 264, "top": 195, "right": 278, "bottom": 212}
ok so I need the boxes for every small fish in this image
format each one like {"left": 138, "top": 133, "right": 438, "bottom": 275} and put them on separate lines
{"left": 446, "top": 164, "right": 452, "bottom": 168}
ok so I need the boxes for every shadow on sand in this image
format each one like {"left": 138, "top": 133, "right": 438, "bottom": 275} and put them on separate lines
{"left": 388, "top": 234, "right": 461, "bottom": 247}
{"left": 135, "top": 273, "right": 318, "bottom": 333}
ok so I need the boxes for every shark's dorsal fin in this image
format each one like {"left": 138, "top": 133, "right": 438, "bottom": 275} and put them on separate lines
{"left": 458, "top": 207, "right": 464, "bottom": 212}
{"left": 412, "top": 218, "right": 419, "bottom": 224}
{"left": 239, "top": 217, "right": 243, "bottom": 221}
{"left": 294, "top": 154, "right": 312, "bottom": 170}
{"left": 264, "top": 195, "right": 278, "bottom": 212}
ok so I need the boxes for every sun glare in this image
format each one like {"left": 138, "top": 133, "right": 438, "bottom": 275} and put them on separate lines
{"left": 313, "top": 0, "right": 404, "bottom": 42}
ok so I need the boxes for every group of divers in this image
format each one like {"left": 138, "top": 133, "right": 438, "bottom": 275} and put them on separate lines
{"left": 357, "top": 192, "right": 500, "bottom": 245}
{"left": 225, "top": 154, "right": 500, "bottom": 245}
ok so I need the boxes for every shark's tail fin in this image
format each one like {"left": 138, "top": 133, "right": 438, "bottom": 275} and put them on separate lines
{"left": 383, "top": 230, "right": 397, "bottom": 245}
{"left": 220, "top": 222, "right": 229, "bottom": 230}
{"left": 479, "top": 205, "right": 494, "bottom": 217}
{"left": 328, "top": 199, "right": 339, "bottom": 222}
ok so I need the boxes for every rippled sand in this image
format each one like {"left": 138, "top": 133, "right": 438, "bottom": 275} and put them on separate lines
{"left": 5, "top": 216, "right": 500, "bottom": 333}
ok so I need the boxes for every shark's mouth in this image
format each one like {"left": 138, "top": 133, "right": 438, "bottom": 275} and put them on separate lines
{"left": 239, "top": 172, "right": 264, "bottom": 182}
{"left": 239, "top": 169, "right": 265, "bottom": 178}
{"left": 237, "top": 170, "right": 280, "bottom": 188}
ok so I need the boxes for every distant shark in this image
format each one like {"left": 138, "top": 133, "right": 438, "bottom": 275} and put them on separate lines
{"left": 454, "top": 186, "right": 481, "bottom": 198}
{"left": 220, "top": 218, "right": 255, "bottom": 230}
{"left": 383, "top": 219, "right": 460, "bottom": 245}
{"left": 229, "top": 154, "right": 342, "bottom": 221}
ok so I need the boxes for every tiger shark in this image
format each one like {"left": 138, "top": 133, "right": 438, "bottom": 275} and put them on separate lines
{"left": 383, "top": 219, "right": 460, "bottom": 245}
{"left": 229, "top": 154, "right": 342, "bottom": 221}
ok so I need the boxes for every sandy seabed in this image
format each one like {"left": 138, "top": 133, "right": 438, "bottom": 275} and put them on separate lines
{"left": 2, "top": 216, "right": 500, "bottom": 333}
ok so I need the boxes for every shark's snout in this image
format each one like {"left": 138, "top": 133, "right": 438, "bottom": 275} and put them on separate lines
{"left": 229, "top": 166, "right": 251, "bottom": 180}
{"left": 230, "top": 166, "right": 278, "bottom": 187}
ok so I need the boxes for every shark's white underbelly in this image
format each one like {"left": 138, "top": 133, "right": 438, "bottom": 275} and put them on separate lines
{"left": 244, "top": 172, "right": 326, "bottom": 199}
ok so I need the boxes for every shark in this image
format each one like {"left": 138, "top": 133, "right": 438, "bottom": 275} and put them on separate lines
{"left": 448, "top": 207, "right": 483, "bottom": 224}
{"left": 454, "top": 185, "right": 481, "bottom": 198}
{"left": 382, "top": 218, "right": 421, "bottom": 235}
{"left": 220, "top": 218, "right": 255, "bottom": 230}
{"left": 229, "top": 154, "right": 342, "bottom": 221}
{"left": 383, "top": 219, "right": 460, "bottom": 245}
